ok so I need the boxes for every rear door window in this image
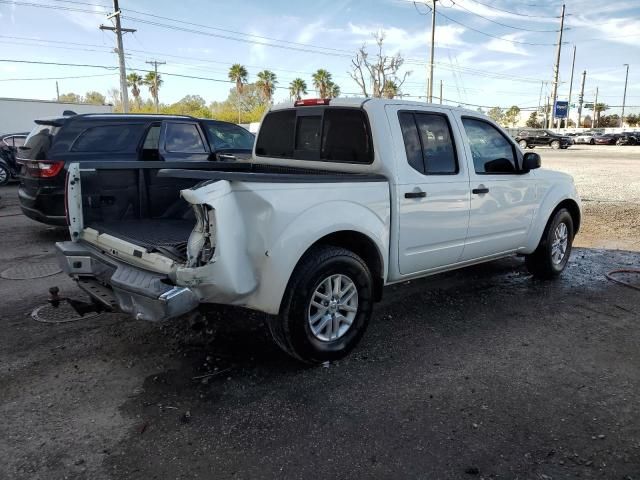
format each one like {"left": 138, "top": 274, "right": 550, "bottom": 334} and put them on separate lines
{"left": 71, "top": 124, "right": 145, "bottom": 153}
{"left": 398, "top": 111, "right": 458, "bottom": 174}
{"left": 256, "top": 107, "right": 373, "bottom": 164}
{"left": 164, "top": 123, "right": 206, "bottom": 153}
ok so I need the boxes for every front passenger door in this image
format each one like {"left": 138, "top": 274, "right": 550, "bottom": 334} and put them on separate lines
{"left": 459, "top": 117, "right": 537, "bottom": 260}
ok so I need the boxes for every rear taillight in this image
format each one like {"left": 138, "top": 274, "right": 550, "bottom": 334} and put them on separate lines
{"left": 22, "top": 160, "right": 64, "bottom": 178}
{"left": 294, "top": 98, "right": 331, "bottom": 106}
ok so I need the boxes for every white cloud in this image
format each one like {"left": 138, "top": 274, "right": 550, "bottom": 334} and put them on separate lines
{"left": 485, "top": 33, "right": 531, "bottom": 56}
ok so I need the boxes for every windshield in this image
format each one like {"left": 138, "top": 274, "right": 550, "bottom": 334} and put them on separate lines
{"left": 203, "top": 122, "right": 254, "bottom": 152}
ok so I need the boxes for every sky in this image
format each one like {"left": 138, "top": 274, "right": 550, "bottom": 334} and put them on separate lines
{"left": 0, "top": 0, "right": 638, "bottom": 116}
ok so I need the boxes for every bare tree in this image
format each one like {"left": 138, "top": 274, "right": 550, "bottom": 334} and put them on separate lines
{"left": 349, "top": 31, "right": 411, "bottom": 98}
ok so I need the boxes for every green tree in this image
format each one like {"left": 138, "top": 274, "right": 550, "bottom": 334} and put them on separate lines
{"left": 143, "top": 71, "right": 163, "bottom": 106}
{"left": 58, "top": 92, "right": 82, "bottom": 103}
{"left": 593, "top": 103, "right": 608, "bottom": 127}
{"left": 166, "top": 95, "right": 211, "bottom": 118}
{"left": 525, "top": 111, "right": 542, "bottom": 128}
{"left": 328, "top": 81, "right": 340, "bottom": 99}
{"left": 256, "top": 70, "right": 277, "bottom": 103}
{"left": 487, "top": 107, "right": 504, "bottom": 124}
{"left": 210, "top": 84, "right": 267, "bottom": 123}
{"left": 84, "top": 91, "right": 106, "bottom": 105}
{"left": 581, "top": 115, "right": 592, "bottom": 128}
{"left": 126, "top": 73, "right": 143, "bottom": 108}
{"left": 625, "top": 113, "right": 639, "bottom": 127}
{"left": 503, "top": 105, "right": 521, "bottom": 127}
{"left": 383, "top": 80, "right": 399, "bottom": 99}
{"left": 312, "top": 69, "right": 333, "bottom": 98}
{"left": 289, "top": 78, "right": 307, "bottom": 101}
{"left": 228, "top": 64, "right": 248, "bottom": 95}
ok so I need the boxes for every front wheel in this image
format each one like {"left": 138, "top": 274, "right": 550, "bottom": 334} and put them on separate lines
{"left": 550, "top": 140, "right": 561, "bottom": 150}
{"left": 589, "top": 139, "right": 595, "bottom": 145}
{"left": 518, "top": 140, "right": 528, "bottom": 149}
{"left": 269, "top": 245, "right": 374, "bottom": 363}
{"left": 0, "top": 164, "right": 9, "bottom": 186}
{"left": 525, "top": 208, "right": 574, "bottom": 279}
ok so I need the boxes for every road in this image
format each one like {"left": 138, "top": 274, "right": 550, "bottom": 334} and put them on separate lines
{"left": 0, "top": 146, "right": 639, "bottom": 479}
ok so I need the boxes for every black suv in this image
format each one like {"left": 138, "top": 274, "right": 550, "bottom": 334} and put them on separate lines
{"left": 17, "top": 114, "right": 254, "bottom": 225}
{"left": 515, "top": 129, "right": 572, "bottom": 150}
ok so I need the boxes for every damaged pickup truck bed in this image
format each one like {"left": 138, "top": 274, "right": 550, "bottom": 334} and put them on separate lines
{"left": 57, "top": 98, "right": 581, "bottom": 363}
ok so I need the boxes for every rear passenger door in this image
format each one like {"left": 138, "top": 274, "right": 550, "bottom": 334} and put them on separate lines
{"left": 386, "top": 105, "right": 471, "bottom": 275}
{"left": 158, "top": 120, "right": 213, "bottom": 162}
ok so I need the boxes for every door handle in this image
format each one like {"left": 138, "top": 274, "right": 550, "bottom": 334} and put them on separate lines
{"left": 472, "top": 187, "right": 490, "bottom": 194}
{"left": 405, "top": 190, "right": 426, "bottom": 199}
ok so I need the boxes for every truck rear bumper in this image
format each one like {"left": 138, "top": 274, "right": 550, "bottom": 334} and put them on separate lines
{"left": 55, "top": 241, "right": 199, "bottom": 322}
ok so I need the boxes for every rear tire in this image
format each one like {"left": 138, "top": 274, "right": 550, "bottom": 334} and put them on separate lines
{"left": 268, "top": 245, "right": 374, "bottom": 364}
{"left": 0, "top": 164, "right": 9, "bottom": 186}
{"left": 518, "top": 140, "right": 528, "bottom": 149}
{"left": 525, "top": 208, "right": 574, "bottom": 279}
{"left": 550, "top": 140, "right": 561, "bottom": 150}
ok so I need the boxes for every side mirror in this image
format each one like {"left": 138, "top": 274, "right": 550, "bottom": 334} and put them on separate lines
{"left": 522, "top": 152, "right": 541, "bottom": 172}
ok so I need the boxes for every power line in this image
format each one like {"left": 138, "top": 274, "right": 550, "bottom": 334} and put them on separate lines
{"left": 450, "top": 0, "right": 559, "bottom": 32}
{"left": 459, "top": 0, "right": 559, "bottom": 19}
{"left": 0, "top": 73, "right": 117, "bottom": 81}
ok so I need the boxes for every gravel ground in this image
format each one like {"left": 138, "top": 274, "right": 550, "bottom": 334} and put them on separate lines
{"left": 0, "top": 146, "right": 639, "bottom": 480}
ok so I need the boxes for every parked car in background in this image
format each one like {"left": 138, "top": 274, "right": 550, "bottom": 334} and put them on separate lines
{"left": 57, "top": 98, "right": 581, "bottom": 363}
{"left": 0, "top": 132, "right": 28, "bottom": 185}
{"left": 593, "top": 133, "right": 620, "bottom": 145}
{"left": 573, "top": 132, "right": 596, "bottom": 145}
{"left": 17, "top": 114, "right": 254, "bottom": 225}
{"left": 617, "top": 133, "right": 638, "bottom": 146}
{"left": 515, "top": 129, "right": 572, "bottom": 150}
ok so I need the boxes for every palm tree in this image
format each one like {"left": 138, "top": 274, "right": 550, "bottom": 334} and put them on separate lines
{"left": 289, "top": 78, "right": 307, "bottom": 101}
{"left": 327, "top": 82, "right": 340, "bottom": 99}
{"left": 312, "top": 69, "right": 332, "bottom": 98}
{"left": 126, "top": 72, "right": 143, "bottom": 108}
{"left": 143, "top": 71, "right": 163, "bottom": 111}
{"left": 228, "top": 64, "right": 248, "bottom": 94}
{"left": 256, "top": 70, "right": 277, "bottom": 103}
{"left": 383, "top": 80, "right": 399, "bottom": 99}
{"left": 594, "top": 103, "right": 608, "bottom": 127}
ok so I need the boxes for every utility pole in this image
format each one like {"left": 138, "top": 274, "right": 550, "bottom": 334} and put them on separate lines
{"left": 544, "top": 96, "right": 550, "bottom": 128}
{"left": 439, "top": 80, "right": 443, "bottom": 104}
{"left": 591, "top": 86, "right": 598, "bottom": 128}
{"left": 55, "top": 81, "right": 60, "bottom": 102}
{"left": 146, "top": 60, "right": 166, "bottom": 113}
{"left": 566, "top": 45, "right": 576, "bottom": 127}
{"left": 550, "top": 3, "right": 566, "bottom": 127}
{"left": 428, "top": 0, "right": 437, "bottom": 103}
{"left": 100, "top": 0, "right": 136, "bottom": 113}
{"left": 577, "top": 70, "right": 586, "bottom": 128}
{"left": 621, "top": 64, "right": 629, "bottom": 127}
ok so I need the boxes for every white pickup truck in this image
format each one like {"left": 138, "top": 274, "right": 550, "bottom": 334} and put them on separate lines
{"left": 56, "top": 98, "right": 581, "bottom": 363}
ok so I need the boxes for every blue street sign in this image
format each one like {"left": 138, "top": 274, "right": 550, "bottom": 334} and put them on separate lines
{"left": 555, "top": 100, "right": 569, "bottom": 118}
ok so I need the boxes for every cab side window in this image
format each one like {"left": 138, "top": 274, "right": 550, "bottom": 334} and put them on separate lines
{"left": 461, "top": 118, "right": 517, "bottom": 174}
{"left": 164, "top": 123, "right": 206, "bottom": 153}
{"left": 398, "top": 111, "right": 458, "bottom": 175}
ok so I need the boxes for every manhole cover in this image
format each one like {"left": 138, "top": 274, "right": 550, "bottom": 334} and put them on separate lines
{"left": 1, "top": 262, "right": 62, "bottom": 280}
{"left": 31, "top": 302, "right": 102, "bottom": 324}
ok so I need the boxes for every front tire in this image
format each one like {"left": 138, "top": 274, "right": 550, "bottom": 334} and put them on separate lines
{"left": 525, "top": 208, "right": 574, "bottom": 279}
{"left": 269, "top": 245, "right": 374, "bottom": 363}
{"left": 518, "top": 140, "right": 528, "bottom": 149}
{"left": 550, "top": 140, "right": 561, "bottom": 150}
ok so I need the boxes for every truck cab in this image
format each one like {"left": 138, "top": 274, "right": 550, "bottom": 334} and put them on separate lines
{"left": 57, "top": 98, "right": 581, "bottom": 363}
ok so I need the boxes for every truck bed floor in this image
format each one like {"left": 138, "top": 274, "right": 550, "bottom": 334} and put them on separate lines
{"left": 88, "top": 219, "right": 193, "bottom": 258}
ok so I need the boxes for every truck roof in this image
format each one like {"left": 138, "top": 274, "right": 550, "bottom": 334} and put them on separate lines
{"left": 269, "top": 97, "right": 484, "bottom": 118}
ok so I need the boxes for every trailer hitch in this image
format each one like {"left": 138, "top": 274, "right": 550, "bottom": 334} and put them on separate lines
{"left": 48, "top": 286, "right": 107, "bottom": 316}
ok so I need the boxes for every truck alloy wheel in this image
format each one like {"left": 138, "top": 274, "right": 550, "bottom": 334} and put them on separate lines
{"left": 525, "top": 208, "right": 574, "bottom": 279}
{"left": 269, "top": 245, "right": 374, "bottom": 363}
